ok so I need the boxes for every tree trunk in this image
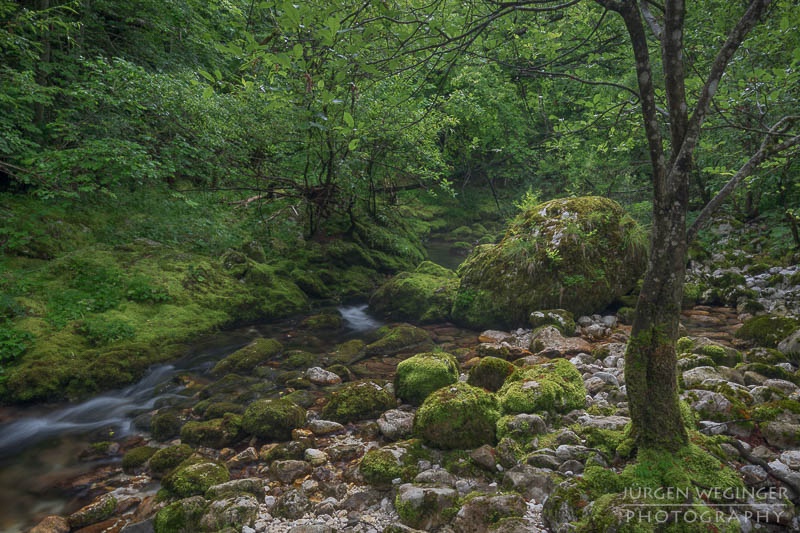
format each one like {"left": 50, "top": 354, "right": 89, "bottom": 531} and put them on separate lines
{"left": 625, "top": 190, "right": 689, "bottom": 450}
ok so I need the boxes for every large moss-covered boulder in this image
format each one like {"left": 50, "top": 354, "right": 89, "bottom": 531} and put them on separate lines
{"left": 369, "top": 261, "right": 459, "bottom": 323}
{"left": 395, "top": 352, "right": 459, "bottom": 405}
{"left": 467, "top": 356, "right": 516, "bottom": 392}
{"left": 211, "top": 338, "right": 283, "bottom": 376}
{"left": 452, "top": 196, "right": 647, "bottom": 329}
{"left": 498, "top": 358, "right": 586, "bottom": 414}
{"left": 241, "top": 398, "right": 306, "bottom": 441}
{"left": 320, "top": 380, "right": 396, "bottom": 423}
{"left": 414, "top": 381, "right": 501, "bottom": 449}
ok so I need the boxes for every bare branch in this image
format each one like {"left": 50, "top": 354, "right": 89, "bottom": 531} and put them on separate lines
{"left": 641, "top": 1, "right": 663, "bottom": 40}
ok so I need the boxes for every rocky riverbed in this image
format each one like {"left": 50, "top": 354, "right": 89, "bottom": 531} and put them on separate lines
{"left": 11, "top": 302, "right": 800, "bottom": 533}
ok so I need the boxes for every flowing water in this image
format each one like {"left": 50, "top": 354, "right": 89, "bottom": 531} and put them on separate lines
{"left": 0, "top": 304, "right": 383, "bottom": 532}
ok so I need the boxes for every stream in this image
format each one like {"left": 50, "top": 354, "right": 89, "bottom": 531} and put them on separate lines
{"left": 0, "top": 304, "right": 384, "bottom": 533}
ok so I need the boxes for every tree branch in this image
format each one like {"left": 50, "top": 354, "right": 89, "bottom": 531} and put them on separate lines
{"left": 669, "top": 0, "right": 773, "bottom": 181}
{"left": 688, "top": 117, "right": 800, "bottom": 242}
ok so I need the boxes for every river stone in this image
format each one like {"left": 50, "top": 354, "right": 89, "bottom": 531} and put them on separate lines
{"left": 199, "top": 495, "right": 259, "bottom": 531}
{"left": 780, "top": 450, "right": 800, "bottom": 470}
{"left": 529, "top": 326, "right": 593, "bottom": 357}
{"left": 681, "top": 366, "right": 723, "bottom": 388}
{"left": 274, "top": 488, "right": 311, "bottom": 519}
{"left": 502, "top": 465, "right": 561, "bottom": 503}
{"left": 270, "top": 459, "right": 312, "bottom": 484}
{"left": 377, "top": 409, "right": 415, "bottom": 441}
{"left": 778, "top": 330, "right": 800, "bottom": 359}
{"left": 682, "top": 389, "right": 733, "bottom": 420}
{"left": 395, "top": 484, "right": 458, "bottom": 530}
{"left": 451, "top": 493, "right": 527, "bottom": 533}
{"left": 762, "top": 414, "right": 800, "bottom": 448}
{"left": 68, "top": 494, "right": 118, "bottom": 529}
{"left": 451, "top": 196, "right": 647, "bottom": 329}
{"left": 205, "top": 478, "right": 265, "bottom": 500}
{"left": 29, "top": 515, "right": 70, "bottom": 533}
{"left": 308, "top": 419, "right": 345, "bottom": 436}
{"left": 576, "top": 414, "right": 629, "bottom": 430}
{"left": 306, "top": 366, "right": 342, "bottom": 385}
{"left": 304, "top": 448, "right": 328, "bottom": 466}
{"left": 764, "top": 378, "right": 799, "bottom": 395}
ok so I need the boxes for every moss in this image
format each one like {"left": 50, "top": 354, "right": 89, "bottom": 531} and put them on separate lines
{"left": 369, "top": 261, "right": 459, "bottom": 323}
{"left": 467, "top": 356, "right": 516, "bottom": 392}
{"left": 151, "top": 409, "right": 183, "bottom": 441}
{"left": 395, "top": 352, "right": 459, "bottom": 405}
{"left": 284, "top": 350, "right": 317, "bottom": 370}
{"left": 359, "top": 448, "right": 404, "bottom": 486}
{"left": 202, "top": 401, "right": 244, "bottom": 419}
{"left": 451, "top": 197, "right": 648, "bottom": 329}
{"left": 414, "top": 381, "right": 501, "bottom": 449}
{"left": 676, "top": 337, "right": 694, "bottom": 354}
{"left": 331, "top": 339, "right": 366, "bottom": 365}
{"left": 497, "top": 358, "right": 586, "bottom": 414}
{"left": 180, "top": 414, "right": 243, "bottom": 448}
{"left": 241, "top": 398, "right": 306, "bottom": 441}
{"left": 736, "top": 315, "right": 799, "bottom": 348}
{"left": 161, "top": 460, "right": 230, "bottom": 497}
{"left": 149, "top": 444, "right": 194, "bottom": 477}
{"left": 736, "top": 362, "right": 800, "bottom": 385}
{"left": 121, "top": 446, "right": 158, "bottom": 474}
{"left": 211, "top": 338, "right": 283, "bottom": 376}
{"left": 300, "top": 312, "right": 343, "bottom": 331}
{"left": 320, "top": 379, "right": 396, "bottom": 423}
{"left": 154, "top": 496, "right": 207, "bottom": 533}
{"left": 363, "top": 325, "right": 433, "bottom": 356}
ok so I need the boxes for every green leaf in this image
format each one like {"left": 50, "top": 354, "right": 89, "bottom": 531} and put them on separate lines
{"left": 343, "top": 111, "right": 354, "bottom": 128}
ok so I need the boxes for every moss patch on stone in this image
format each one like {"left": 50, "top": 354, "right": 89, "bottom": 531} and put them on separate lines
{"left": 180, "top": 414, "right": 243, "bottom": 448}
{"left": 154, "top": 496, "right": 207, "bottom": 533}
{"left": 395, "top": 351, "right": 460, "bottom": 405}
{"left": 211, "top": 338, "right": 283, "bottom": 376}
{"left": 736, "top": 315, "right": 799, "bottom": 348}
{"left": 241, "top": 398, "right": 306, "bottom": 441}
{"left": 467, "top": 356, "right": 516, "bottom": 392}
{"left": 414, "top": 381, "right": 501, "bottom": 449}
{"left": 364, "top": 325, "right": 433, "bottom": 356}
{"left": 320, "top": 380, "right": 396, "bottom": 423}
{"left": 161, "top": 461, "right": 230, "bottom": 498}
{"left": 497, "top": 358, "right": 586, "bottom": 414}
{"left": 121, "top": 446, "right": 158, "bottom": 474}
{"left": 149, "top": 444, "right": 194, "bottom": 478}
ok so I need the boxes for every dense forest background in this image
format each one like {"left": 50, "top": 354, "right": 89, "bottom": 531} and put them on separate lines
{"left": 1, "top": 0, "right": 799, "bottom": 403}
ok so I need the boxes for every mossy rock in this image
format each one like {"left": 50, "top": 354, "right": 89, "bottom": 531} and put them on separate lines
{"left": 529, "top": 309, "right": 576, "bottom": 336}
{"left": 149, "top": 444, "right": 194, "bottom": 478}
{"left": 202, "top": 401, "right": 245, "bottom": 420}
{"left": 364, "top": 325, "right": 433, "bottom": 356}
{"left": 162, "top": 461, "right": 230, "bottom": 498}
{"left": 180, "top": 414, "right": 243, "bottom": 448}
{"left": 331, "top": 339, "right": 366, "bottom": 365}
{"left": 452, "top": 196, "right": 648, "bottom": 329}
{"left": 736, "top": 362, "right": 800, "bottom": 386}
{"left": 414, "top": 381, "right": 501, "bottom": 449}
{"left": 369, "top": 261, "right": 459, "bottom": 323}
{"left": 151, "top": 409, "right": 183, "bottom": 441}
{"left": 498, "top": 358, "right": 586, "bottom": 415}
{"left": 736, "top": 315, "right": 799, "bottom": 348}
{"left": 677, "top": 337, "right": 743, "bottom": 367}
{"left": 300, "top": 312, "right": 343, "bottom": 331}
{"left": 395, "top": 352, "right": 460, "bottom": 405}
{"left": 359, "top": 448, "right": 405, "bottom": 486}
{"left": 121, "top": 446, "right": 158, "bottom": 474}
{"left": 211, "top": 338, "right": 283, "bottom": 376}
{"left": 283, "top": 350, "right": 318, "bottom": 370}
{"left": 241, "top": 398, "right": 306, "bottom": 441}
{"left": 320, "top": 380, "right": 396, "bottom": 423}
{"left": 467, "top": 356, "right": 516, "bottom": 392}
{"left": 154, "top": 496, "right": 207, "bottom": 533}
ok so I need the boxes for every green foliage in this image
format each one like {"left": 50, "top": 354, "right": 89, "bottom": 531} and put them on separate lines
{"left": 0, "top": 322, "right": 33, "bottom": 370}
{"left": 78, "top": 317, "right": 136, "bottom": 346}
